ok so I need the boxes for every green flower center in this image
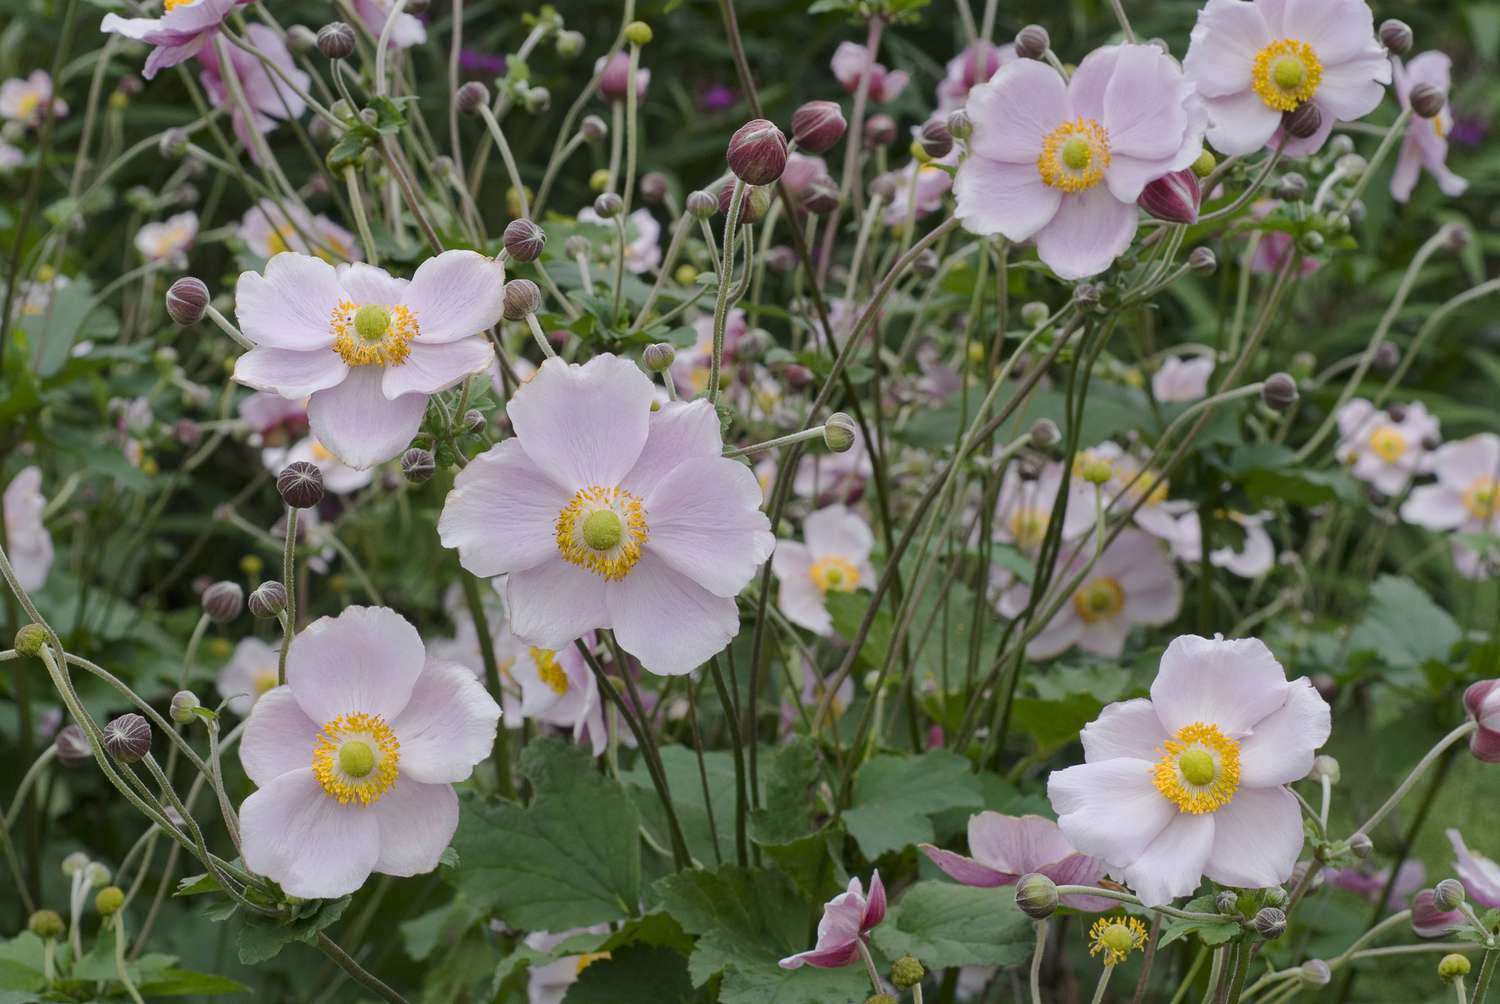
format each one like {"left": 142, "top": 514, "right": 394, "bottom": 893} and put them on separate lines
{"left": 338, "top": 740, "right": 375, "bottom": 778}
{"left": 1178, "top": 748, "right": 1216, "bottom": 786}
{"left": 583, "top": 510, "right": 623, "bottom": 552}
{"left": 1272, "top": 57, "right": 1304, "bottom": 90}
{"left": 1061, "top": 137, "right": 1092, "bottom": 171}
{"left": 354, "top": 304, "right": 391, "bottom": 343}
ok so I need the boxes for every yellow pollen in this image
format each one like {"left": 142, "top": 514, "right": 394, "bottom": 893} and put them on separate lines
{"left": 16, "top": 93, "right": 40, "bottom": 119}
{"left": 809, "top": 555, "right": 861, "bottom": 593}
{"left": 1073, "top": 577, "right": 1124, "bottom": 624}
{"left": 310, "top": 441, "right": 335, "bottom": 462}
{"left": 1038, "top": 118, "right": 1111, "bottom": 192}
{"left": 266, "top": 229, "right": 292, "bottom": 255}
{"left": 252, "top": 669, "right": 279, "bottom": 696}
{"left": 1464, "top": 477, "right": 1498, "bottom": 521}
{"left": 1088, "top": 916, "right": 1148, "bottom": 965}
{"left": 575, "top": 951, "right": 611, "bottom": 974}
{"left": 1152, "top": 722, "right": 1240, "bottom": 814}
{"left": 530, "top": 647, "right": 569, "bottom": 695}
{"left": 556, "top": 486, "right": 648, "bottom": 580}
{"left": 1367, "top": 425, "right": 1407, "bottom": 463}
{"left": 1009, "top": 508, "right": 1048, "bottom": 550}
{"left": 163, "top": 0, "right": 190, "bottom": 10}
{"left": 1251, "top": 39, "right": 1322, "bottom": 112}
{"left": 330, "top": 299, "right": 420, "bottom": 367}
{"left": 311, "top": 712, "right": 400, "bottom": 806}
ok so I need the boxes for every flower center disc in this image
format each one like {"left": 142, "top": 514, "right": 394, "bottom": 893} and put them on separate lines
{"left": 1465, "top": 477, "right": 1498, "bottom": 520}
{"left": 1073, "top": 577, "right": 1125, "bottom": 624}
{"left": 1010, "top": 509, "right": 1048, "bottom": 550}
{"left": 331, "top": 299, "right": 420, "bottom": 367}
{"left": 556, "top": 486, "right": 649, "bottom": 580}
{"left": 530, "top": 647, "right": 569, "bottom": 695}
{"left": 1038, "top": 118, "right": 1111, "bottom": 192}
{"left": 809, "top": 555, "right": 861, "bottom": 593}
{"left": 1367, "top": 425, "right": 1408, "bottom": 463}
{"left": 311, "top": 712, "right": 400, "bottom": 805}
{"left": 1088, "top": 916, "right": 1147, "bottom": 965}
{"left": 1251, "top": 38, "right": 1323, "bottom": 111}
{"left": 1152, "top": 721, "right": 1240, "bottom": 814}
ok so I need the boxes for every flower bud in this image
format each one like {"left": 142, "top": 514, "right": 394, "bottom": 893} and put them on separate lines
{"left": 1016, "top": 24, "right": 1050, "bottom": 59}
{"left": 727, "top": 119, "right": 789, "bottom": 186}
{"left": 170, "top": 690, "right": 201, "bottom": 724}
{"left": 277, "top": 461, "right": 325, "bottom": 509}
{"left": 28, "top": 909, "right": 64, "bottom": 940}
{"left": 1191, "top": 150, "right": 1216, "bottom": 178}
{"left": 823, "top": 413, "right": 857, "bottom": 454}
{"left": 864, "top": 114, "right": 897, "bottom": 147}
{"left": 1260, "top": 372, "right": 1298, "bottom": 412}
{"left": 1348, "top": 832, "right": 1374, "bottom": 859}
{"left": 165, "top": 277, "right": 209, "bottom": 325}
{"left": 792, "top": 100, "right": 846, "bottom": 153}
{"left": 103, "top": 713, "right": 151, "bottom": 763}
{"left": 456, "top": 81, "right": 489, "bottom": 114}
{"left": 248, "top": 580, "right": 288, "bottom": 618}
{"left": 286, "top": 23, "right": 318, "bottom": 53}
{"left": 15, "top": 623, "right": 47, "bottom": 657}
{"left": 1030, "top": 418, "right": 1060, "bottom": 449}
{"left": 503, "top": 219, "right": 545, "bottom": 262}
{"left": 1439, "top": 222, "right": 1471, "bottom": 252}
{"left": 95, "top": 886, "right": 125, "bottom": 916}
{"left": 1074, "top": 282, "right": 1103, "bottom": 307}
{"left": 316, "top": 21, "right": 355, "bottom": 60}
{"left": 1216, "top": 890, "right": 1242, "bottom": 915}
{"left": 1329, "top": 133, "right": 1355, "bottom": 156}
{"left": 638, "top": 171, "right": 670, "bottom": 206}
{"left": 686, "top": 189, "right": 719, "bottom": 219}
{"left": 721, "top": 183, "right": 771, "bottom": 225}
{"left": 85, "top": 861, "right": 111, "bottom": 887}
{"left": 890, "top": 956, "right": 925, "bottom": 990}
{"left": 919, "top": 118, "right": 953, "bottom": 159}
{"left": 55, "top": 724, "right": 91, "bottom": 766}
{"left": 1015, "top": 872, "right": 1059, "bottom": 919}
{"left": 866, "top": 997, "right": 898, "bottom": 1004}
{"left": 1276, "top": 172, "right": 1308, "bottom": 201}
{"left": 1299, "top": 230, "right": 1325, "bottom": 255}
{"left": 62, "top": 852, "right": 90, "bottom": 878}
{"left": 642, "top": 343, "right": 676, "bottom": 373}
{"left": 1434, "top": 878, "right": 1467, "bottom": 911}
{"left": 390, "top": 449, "right": 434, "bottom": 488}
{"left": 623, "top": 20, "right": 652, "bottom": 45}
{"left": 801, "top": 176, "right": 840, "bottom": 215}
{"left": 1185, "top": 247, "right": 1215, "bottom": 275}
{"left": 1300, "top": 960, "right": 1332, "bottom": 987}
{"left": 580, "top": 114, "right": 608, "bottom": 142}
{"left": 1440, "top": 954, "right": 1472, "bottom": 982}
{"left": 564, "top": 234, "right": 592, "bottom": 259}
{"left": 1252, "top": 907, "right": 1287, "bottom": 939}
{"left": 767, "top": 246, "right": 800, "bottom": 273}
{"left": 1020, "top": 301, "right": 1049, "bottom": 327}
{"left": 1138, "top": 169, "right": 1200, "bottom": 225}
{"left": 1379, "top": 19, "right": 1413, "bottom": 55}
{"left": 201, "top": 581, "right": 243, "bottom": 623}
{"left": 1282, "top": 102, "right": 1322, "bottom": 140}
{"left": 1371, "top": 341, "right": 1399, "bottom": 372}
{"left": 1262, "top": 886, "right": 1289, "bottom": 908}
{"left": 503, "top": 278, "right": 543, "bottom": 321}
{"left": 592, "top": 192, "right": 623, "bottom": 218}
{"left": 555, "top": 29, "right": 583, "bottom": 58}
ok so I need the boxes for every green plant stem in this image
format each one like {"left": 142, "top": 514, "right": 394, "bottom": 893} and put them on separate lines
{"left": 459, "top": 572, "right": 514, "bottom": 799}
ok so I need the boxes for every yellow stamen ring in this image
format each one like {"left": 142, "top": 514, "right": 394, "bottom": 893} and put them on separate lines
{"left": 1038, "top": 118, "right": 1111, "bottom": 192}
{"left": 530, "top": 647, "right": 569, "bottom": 695}
{"left": 556, "top": 486, "right": 649, "bottom": 581}
{"left": 1152, "top": 722, "right": 1240, "bottom": 814}
{"left": 1464, "top": 477, "right": 1498, "bottom": 521}
{"left": 1088, "top": 916, "right": 1148, "bottom": 965}
{"left": 1073, "top": 577, "right": 1125, "bottom": 624}
{"left": 809, "top": 555, "right": 861, "bottom": 593}
{"left": 1367, "top": 425, "right": 1408, "bottom": 464}
{"left": 330, "top": 299, "right": 420, "bottom": 367}
{"left": 311, "top": 712, "right": 400, "bottom": 806}
{"left": 1251, "top": 38, "right": 1323, "bottom": 112}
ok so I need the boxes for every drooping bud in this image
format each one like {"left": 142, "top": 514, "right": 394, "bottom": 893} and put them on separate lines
{"left": 801, "top": 176, "right": 840, "bottom": 215}
{"left": 792, "top": 100, "right": 846, "bottom": 153}
{"left": 1030, "top": 418, "right": 1061, "bottom": 449}
{"left": 1020, "top": 301, "right": 1049, "bottom": 327}
{"left": 1379, "top": 19, "right": 1413, "bottom": 55}
{"left": 727, "top": 119, "right": 789, "bottom": 186}
{"left": 1015, "top": 24, "right": 1051, "bottom": 60}
{"left": 28, "top": 910, "right": 64, "bottom": 941}
{"left": 201, "top": 581, "right": 243, "bottom": 623}
{"left": 1252, "top": 907, "right": 1287, "bottom": 939}
{"left": 1308, "top": 753, "right": 1339, "bottom": 782}
{"left": 170, "top": 690, "right": 201, "bottom": 724}
{"left": 864, "top": 114, "right": 897, "bottom": 147}
{"left": 685, "top": 189, "right": 719, "bottom": 219}
{"left": 55, "top": 725, "right": 91, "bottom": 766}
{"left": 85, "top": 862, "right": 111, "bottom": 887}
{"left": 1406, "top": 83, "right": 1444, "bottom": 119}
{"left": 95, "top": 886, "right": 125, "bottom": 916}
{"left": 556, "top": 29, "right": 583, "bottom": 58}
{"left": 592, "top": 192, "right": 623, "bottom": 218}
{"left": 103, "top": 713, "right": 151, "bottom": 763}
{"left": 316, "top": 22, "right": 355, "bottom": 60}
{"left": 638, "top": 172, "right": 670, "bottom": 205}
{"left": 165, "top": 277, "right": 209, "bottom": 325}
{"left": 919, "top": 119, "right": 953, "bottom": 159}
{"left": 1300, "top": 960, "right": 1332, "bottom": 987}
{"left": 1349, "top": 832, "right": 1374, "bottom": 859}
{"left": 890, "top": 956, "right": 925, "bottom": 990}
{"left": 62, "top": 852, "right": 89, "bottom": 877}
{"left": 286, "top": 24, "right": 318, "bottom": 54}
{"left": 248, "top": 580, "right": 288, "bottom": 618}
{"left": 1015, "top": 872, "right": 1059, "bottom": 919}
{"left": 1261, "top": 373, "right": 1299, "bottom": 411}
{"left": 1282, "top": 102, "right": 1323, "bottom": 140}
{"left": 642, "top": 343, "right": 676, "bottom": 373}
{"left": 277, "top": 461, "right": 325, "bottom": 509}
{"left": 580, "top": 114, "right": 608, "bottom": 142}
{"left": 823, "top": 413, "right": 857, "bottom": 453}
{"left": 14, "top": 623, "right": 47, "bottom": 657}
{"left": 503, "top": 219, "right": 546, "bottom": 262}
{"left": 1434, "top": 879, "right": 1467, "bottom": 911}
{"left": 1138, "top": 168, "right": 1200, "bottom": 225}
{"left": 1440, "top": 954, "right": 1473, "bottom": 982}
{"left": 455, "top": 81, "right": 490, "bottom": 114}
{"left": 503, "top": 278, "right": 543, "bottom": 321}
{"left": 946, "top": 108, "right": 973, "bottom": 141}
{"left": 564, "top": 235, "right": 592, "bottom": 259}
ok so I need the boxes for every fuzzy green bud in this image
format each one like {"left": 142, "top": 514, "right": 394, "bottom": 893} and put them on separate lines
{"left": 95, "top": 886, "right": 125, "bottom": 916}
{"left": 823, "top": 413, "right": 857, "bottom": 454}
{"left": 624, "top": 20, "right": 652, "bottom": 45}
{"left": 1191, "top": 150, "right": 1216, "bottom": 177}
{"left": 14, "top": 623, "right": 47, "bottom": 657}
{"left": 28, "top": 910, "right": 64, "bottom": 940}
{"left": 1439, "top": 954, "right": 1472, "bottom": 981}
{"left": 1015, "top": 872, "right": 1059, "bottom": 919}
{"left": 890, "top": 956, "right": 925, "bottom": 989}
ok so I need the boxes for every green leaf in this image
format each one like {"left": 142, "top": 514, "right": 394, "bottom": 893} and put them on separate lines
{"left": 136, "top": 968, "right": 251, "bottom": 996}
{"left": 749, "top": 738, "right": 820, "bottom": 847}
{"left": 824, "top": 589, "right": 891, "bottom": 665}
{"left": 1347, "top": 575, "right": 1461, "bottom": 670}
{"left": 869, "top": 882, "right": 1033, "bottom": 968}
{"left": 1158, "top": 895, "right": 1241, "bottom": 949}
{"left": 843, "top": 751, "right": 983, "bottom": 858}
{"left": 449, "top": 738, "right": 640, "bottom": 930}
{"left": 174, "top": 873, "right": 222, "bottom": 897}
{"left": 625, "top": 746, "right": 737, "bottom": 866}
{"left": 563, "top": 944, "right": 704, "bottom": 1003}
{"left": 236, "top": 896, "right": 352, "bottom": 965}
{"left": 0, "top": 934, "right": 44, "bottom": 992}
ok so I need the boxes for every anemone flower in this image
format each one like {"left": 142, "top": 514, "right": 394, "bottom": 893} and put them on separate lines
{"left": 101, "top": 0, "right": 239, "bottom": 80}
{"left": 920, "top": 812, "right": 1115, "bottom": 910}
{"left": 779, "top": 872, "right": 886, "bottom": 969}
{"left": 772, "top": 504, "right": 876, "bottom": 636}
{"left": 1391, "top": 53, "right": 1468, "bottom": 202}
{"left": 4, "top": 467, "right": 53, "bottom": 592}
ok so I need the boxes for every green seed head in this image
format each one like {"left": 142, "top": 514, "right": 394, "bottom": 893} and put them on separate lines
{"left": 339, "top": 740, "right": 375, "bottom": 778}
{"left": 583, "top": 510, "right": 623, "bottom": 552}
{"left": 1179, "top": 748, "right": 1217, "bottom": 786}
{"left": 1061, "top": 136, "right": 1092, "bottom": 171}
{"left": 353, "top": 304, "right": 391, "bottom": 343}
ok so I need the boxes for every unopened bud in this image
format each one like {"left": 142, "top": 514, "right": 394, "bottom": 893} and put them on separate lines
{"left": 55, "top": 724, "right": 91, "bottom": 766}
{"left": 503, "top": 278, "right": 542, "bottom": 321}
{"left": 1300, "top": 230, "right": 1325, "bottom": 254}
{"left": 1282, "top": 102, "right": 1322, "bottom": 140}
{"left": 62, "top": 852, "right": 89, "bottom": 877}
{"left": 1440, "top": 954, "right": 1472, "bottom": 981}
{"left": 1300, "top": 960, "right": 1332, "bottom": 987}
{"left": 456, "top": 81, "right": 489, "bottom": 114}
{"left": 727, "top": 119, "right": 789, "bottom": 186}
{"left": 85, "top": 862, "right": 111, "bottom": 887}
{"left": 158, "top": 128, "right": 189, "bottom": 159}
{"left": 1439, "top": 223, "right": 1471, "bottom": 252}
{"left": 564, "top": 234, "right": 592, "bottom": 259}
{"left": 1016, "top": 24, "right": 1050, "bottom": 59}
{"left": 1015, "top": 872, "right": 1059, "bottom": 919}
{"left": 638, "top": 172, "right": 670, "bottom": 206}
{"left": 1307, "top": 754, "right": 1339, "bottom": 783}
{"left": 1188, "top": 247, "right": 1217, "bottom": 275}
{"left": 686, "top": 189, "right": 719, "bottom": 219}
{"left": 642, "top": 343, "right": 676, "bottom": 373}
{"left": 103, "top": 713, "right": 151, "bottom": 763}
{"left": 165, "top": 277, "right": 209, "bottom": 325}
{"left": 28, "top": 910, "right": 64, "bottom": 940}
{"left": 1191, "top": 150, "right": 1216, "bottom": 178}
{"left": 890, "top": 956, "right": 925, "bottom": 990}
{"left": 95, "top": 886, "right": 125, "bottom": 916}
{"left": 277, "top": 461, "right": 325, "bottom": 509}
{"left": 1379, "top": 19, "right": 1413, "bottom": 55}
{"left": 767, "top": 246, "right": 800, "bottom": 273}
{"left": 823, "top": 413, "right": 857, "bottom": 453}
{"left": 1030, "top": 418, "right": 1060, "bottom": 449}
{"left": 394, "top": 447, "right": 434, "bottom": 484}
{"left": 792, "top": 100, "right": 846, "bottom": 153}
{"left": 592, "top": 192, "right": 623, "bottom": 218}
{"left": 286, "top": 24, "right": 317, "bottom": 54}
{"left": 170, "top": 690, "right": 201, "bottom": 724}
{"left": 1074, "top": 282, "right": 1103, "bottom": 307}
{"left": 919, "top": 119, "right": 953, "bottom": 159}
{"left": 1434, "top": 879, "right": 1467, "bottom": 911}
{"left": 553, "top": 29, "right": 582, "bottom": 58}
{"left": 15, "top": 623, "right": 47, "bottom": 657}
{"left": 1252, "top": 907, "right": 1287, "bottom": 939}
{"left": 1217, "top": 890, "right": 1242, "bottom": 915}
{"left": 864, "top": 113, "right": 897, "bottom": 147}
{"left": 1262, "top": 886, "right": 1289, "bottom": 908}
{"left": 801, "top": 176, "right": 840, "bottom": 215}
{"left": 1371, "top": 341, "right": 1399, "bottom": 373}
{"left": 624, "top": 20, "right": 652, "bottom": 45}
{"left": 201, "top": 581, "right": 243, "bottom": 623}
{"left": 1276, "top": 172, "right": 1308, "bottom": 201}
{"left": 1138, "top": 169, "right": 1200, "bottom": 225}
{"left": 1021, "top": 301, "right": 1049, "bottom": 327}
{"left": 316, "top": 21, "right": 355, "bottom": 60}
{"left": 580, "top": 114, "right": 608, "bottom": 141}
{"left": 1261, "top": 373, "right": 1298, "bottom": 411}
{"left": 503, "top": 219, "right": 545, "bottom": 262}
{"left": 721, "top": 183, "right": 771, "bottom": 225}
{"left": 1349, "top": 832, "right": 1374, "bottom": 859}
{"left": 248, "top": 580, "right": 288, "bottom": 618}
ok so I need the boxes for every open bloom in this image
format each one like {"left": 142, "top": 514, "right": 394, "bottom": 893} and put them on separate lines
{"left": 881, "top": 151, "right": 957, "bottom": 228}
{"left": 100, "top": 0, "right": 238, "bottom": 79}
{"left": 238, "top": 606, "right": 500, "bottom": 898}
{"left": 4, "top": 467, "right": 53, "bottom": 592}
{"left": 672, "top": 309, "right": 746, "bottom": 399}
{"left": 1463, "top": 679, "right": 1500, "bottom": 763}
{"left": 239, "top": 391, "right": 308, "bottom": 447}
{"left": 831, "top": 42, "right": 907, "bottom": 103}
{"left": 240, "top": 199, "right": 361, "bottom": 263}
{"left": 198, "top": 24, "right": 309, "bottom": 155}
{"left": 1049, "top": 634, "right": 1331, "bottom": 907}
{"left": 772, "top": 504, "right": 875, "bottom": 637}
{"left": 1391, "top": 53, "right": 1467, "bottom": 202}
{"left": 779, "top": 872, "right": 886, "bottom": 969}
{"left": 956, "top": 44, "right": 1206, "bottom": 279}
{"left": 921, "top": 812, "right": 1113, "bottom": 910}
{"left": 438, "top": 356, "right": 775, "bottom": 676}
{"left": 993, "top": 462, "right": 1095, "bottom": 554}
{"left": 350, "top": 0, "right": 426, "bottom": 47}
{"left": 937, "top": 40, "right": 1011, "bottom": 113}
{"left": 1183, "top": 0, "right": 1389, "bottom": 157}
{"left": 1401, "top": 433, "right": 1499, "bottom": 539}
{"left": 1152, "top": 356, "right": 1214, "bottom": 404}
{"left": 524, "top": 927, "right": 612, "bottom": 1004}
{"left": 134, "top": 211, "right": 198, "bottom": 264}
{"left": 1335, "top": 399, "right": 1438, "bottom": 496}
{"left": 232, "top": 250, "right": 504, "bottom": 469}
{"left": 0, "top": 71, "right": 67, "bottom": 127}
{"left": 216, "top": 636, "right": 281, "bottom": 716}
{"left": 577, "top": 207, "right": 661, "bottom": 274}
{"left": 1448, "top": 830, "right": 1500, "bottom": 909}
{"left": 262, "top": 436, "right": 375, "bottom": 495}
{"left": 510, "top": 637, "right": 607, "bottom": 756}
{"left": 1169, "top": 510, "right": 1276, "bottom": 579}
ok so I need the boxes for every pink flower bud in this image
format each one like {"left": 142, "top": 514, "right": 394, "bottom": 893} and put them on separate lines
{"left": 792, "top": 100, "right": 846, "bottom": 153}
{"left": 727, "top": 119, "right": 789, "bottom": 186}
{"left": 1137, "top": 168, "right": 1201, "bottom": 224}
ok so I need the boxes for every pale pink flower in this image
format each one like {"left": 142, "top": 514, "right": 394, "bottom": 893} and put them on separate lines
{"left": 1049, "top": 634, "right": 1331, "bottom": 906}
{"left": 1183, "top": 0, "right": 1390, "bottom": 158}
{"left": 1391, "top": 53, "right": 1467, "bottom": 202}
{"left": 831, "top": 42, "right": 908, "bottom": 103}
{"left": 672, "top": 309, "right": 747, "bottom": 400}
{"left": 509, "top": 637, "right": 607, "bottom": 756}
{"left": 994, "top": 461, "right": 1095, "bottom": 554}
{"left": 101, "top": 0, "right": 238, "bottom": 79}
{"left": 1322, "top": 860, "right": 1424, "bottom": 909}
{"left": 921, "top": 813, "right": 1113, "bottom": 910}
{"left": 239, "top": 198, "right": 362, "bottom": 263}
{"left": 134, "top": 211, "right": 198, "bottom": 264}
{"left": 524, "top": 926, "right": 612, "bottom": 1004}
{"left": 937, "top": 40, "right": 1012, "bottom": 113}
{"left": 999, "top": 529, "right": 1181, "bottom": 659}
{"left": 0, "top": 71, "right": 67, "bottom": 127}
{"left": 1168, "top": 511, "right": 1276, "bottom": 579}
{"left": 1448, "top": 829, "right": 1500, "bottom": 909}
{"left": 772, "top": 504, "right": 875, "bottom": 636}
{"left": 237, "top": 606, "right": 500, "bottom": 898}
{"left": 438, "top": 355, "right": 776, "bottom": 676}
{"left": 198, "top": 24, "right": 309, "bottom": 154}
{"left": 779, "top": 871, "right": 887, "bottom": 969}
{"left": 793, "top": 426, "right": 873, "bottom": 504}
{"left": 4, "top": 467, "right": 53, "bottom": 592}
{"left": 350, "top": 0, "right": 426, "bottom": 47}
{"left": 262, "top": 436, "right": 375, "bottom": 495}
{"left": 1152, "top": 356, "right": 1214, "bottom": 404}
{"left": 881, "top": 151, "right": 957, "bottom": 227}
{"left": 216, "top": 636, "right": 281, "bottom": 716}
{"left": 1401, "top": 432, "right": 1499, "bottom": 536}
{"left": 576, "top": 207, "right": 661, "bottom": 274}
{"left": 231, "top": 250, "right": 505, "bottom": 469}
{"left": 238, "top": 391, "right": 308, "bottom": 447}
{"left": 1335, "top": 399, "right": 1439, "bottom": 496}
{"left": 1085, "top": 442, "right": 1193, "bottom": 542}
{"left": 781, "top": 152, "right": 832, "bottom": 196}
{"left": 1411, "top": 888, "right": 1466, "bottom": 937}
{"left": 956, "top": 43, "right": 1206, "bottom": 280}
{"left": 1464, "top": 679, "right": 1500, "bottom": 763}
{"left": 595, "top": 52, "right": 649, "bottom": 101}
{"left": 1452, "top": 538, "right": 1498, "bottom": 582}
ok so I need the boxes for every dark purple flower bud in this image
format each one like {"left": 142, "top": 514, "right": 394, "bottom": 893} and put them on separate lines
{"left": 316, "top": 22, "right": 355, "bottom": 60}
{"left": 1262, "top": 373, "right": 1299, "bottom": 410}
{"left": 503, "top": 219, "right": 545, "bottom": 262}
{"left": 54, "top": 725, "right": 92, "bottom": 767}
{"left": 792, "top": 100, "right": 846, "bottom": 153}
{"left": 103, "top": 714, "right": 151, "bottom": 764}
{"left": 638, "top": 172, "right": 670, "bottom": 205}
{"left": 1282, "top": 102, "right": 1322, "bottom": 140}
{"left": 1372, "top": 342, "right": 1400, "bottom": 373}
{"left": 801, "top": 176, "right": 840, "bottom": 215}
{"left": 727, "top": 119, "right": 789, "bottom": 186}
{"left": 1252, "top": 907, "right": 1287, "bottom": 939}
{"left": 1138, "top": 168, "right": 1201, "bottom": 224}
{"left": 456, "top": 81, "right": 489, "bottom": 115}
{"left": 248, "top": 580, "right": 287, "bottom": 618}
{"left": 165, "top": 277, "right": 209, "bottom": 325}
{"left": 1015, "top": 24, "right": 1050, "bottom": 60}
{"left": 863, "top": 114, "right": 897, "bottom": 147}
{"left": 503, "top": 278, "right": 542, "bottom": 320}
{"left": 919, "top": 118, "right": 953, "bottom": 159}
{"left": 401, "top": 447, "right": 436, "bottom": 484}
{"left": 1379, "top": 19, "right": 1413, "bottom": 55}
{"left": 201, "top": 581, "right": 243, "bottom": 623}
{"left": 592, "top": 192, "right": 623, "bottom": 218}
{"left": 1409, "top": 83, "right": 1445, "bottom": 119}
{"left": 277, "top": 461, "right": 325, "bottom": 509}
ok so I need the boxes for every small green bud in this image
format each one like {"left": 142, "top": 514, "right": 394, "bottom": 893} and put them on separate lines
{"left": 1434, "top": 879, "right": 1466, "bottom": 912}
{"left": 865, "top": 996, "right": 898, "bottom": 1004}
{"left": 624, "top": 20, "right": 652, "bottom": 45}
{"left": 1439, "top": 954, "right": 1472, "bottom": 981}
{"left": 822, "top": 413, "right": 857, "bottom": 454}
{"left": 28, "top": 910, "right": 64, "bottom": 940}
{"left": 890, "top": 956, "right": 925, "bottom": 990}
{"left": 14, "top": 623, "right": 47, "bottom": 657}
{"left": 1015, "top": 872, "right": 1059, "bottom": 919}
{"left": 1080, "top": 458, "right": 1113, "bottom": 485}
{"left": 95, "top": 886, "right": 125, "bottom": 916}
{"left": 1299, "top": 960, "right": 1331, "bottom": 987}
{"left": 642, "top": 343, "right": 676, "bottom": 373}
{"left": 170, "top": 690, "right": 201, "bottom": 725}
{"left": 1191, "top": 150, "right": 1216, "bottom": 177}
{"left": 1252, "top": 906, "right": 1286, "bottom": 939}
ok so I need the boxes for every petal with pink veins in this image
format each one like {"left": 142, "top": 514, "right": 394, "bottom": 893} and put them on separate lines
{"left": 954, "top": 157, "right": 1061, "bottom": 241}
{"left": 967, "top": 61, "right": 1070, "bottom": 164}
{"left": 1034, "top": 186, "right": 1138, "bottom": 280}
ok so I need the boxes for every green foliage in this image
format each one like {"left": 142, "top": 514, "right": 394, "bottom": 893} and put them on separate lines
{"left": 843, "top": 750, "right": 983, "bottom": 858}
{"left": 869, "top": 883, "right": 1033, "bottom": 968}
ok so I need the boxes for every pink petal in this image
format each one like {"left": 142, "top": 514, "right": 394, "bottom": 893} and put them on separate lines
{"left": 607, "top": 552, "right": 739, "bottom": 675}
{"left": 338, "top": 262, "right": 408, "bottom": 305}
{"left": 967, "top": 60, "right": 1069, "bottom": 164}
{"left": 370, "top": 777, "right": 459, "bottom": 876}
{"left": 1046, "top": 855, "right": 1116, "bottom": 911}
{"left": 391, "top": 660, "right": 501, "bottom": 784}
{"left": 863, "top": 870, "right": 887, "bottom": 929}
{"left": 1081, "top": 698, "right": 1170, "bottom": 763}
{"left": 234, "top": 346, "right": 349, "bottom": 398}
{"left": 307, "top": 367, "right": 427, "bottom": 469}
{"left": 620, "top": 399, "right": 724, "bottom": 498}
{"left": 1150, "top": 634, "right": 1290, "bottom": 738}
{"left": 1313, "top": 54, "right": 1390, "bottom": 123}
{"left": 1282, "top": 0, "right": 1382, "bottom": 65}
{"left": 804, "top": 505, "right": 874, "bottom": 563}
{"left": 643, "top": 457, "right": 774, "bottom": 598}
{"left": 1034, "top": 186, "right": 1138, "bottom": 280}
{"left": 508, "top": 355, "right": 654, "bottom": 491}
{"left": 955, "top": 156, "right": 1061, "bottom": 241}
{"left": 399, "top": 250, "right": 506, "bottom": 344}
{"left": 1048, "top": 758, "right": 1177, "bottom": 865}
{"left": 1204, "top": 785, "right": 1303, "bottom": 889}
{"left": 286, "top": 605, "right": 427, "bottom": 724}
{"left": 1183, "top": 0, "right": 1270, "bottom": 98}
{"left": 1065, "top": 43, "right": 1120, "bottom": 123}
{"left": 239, "top": 686, "right": 318, "bottom": 786}
{"left": 1202, "top": 89, "right": 1282, "bottom": 156}
{"left": 235, "top": 252, "right": 344, "bottom": 350}
{"left": 1127, "top": 813, "right": 1215, "bottom": 907}
{"left": 971, "top": 812, "right": 1076, "bottom": 873}
{"left": 1238, "top": 678, "right": 1331, "bottom": 787}
{"left": 921, "top": 845, "right": 1011, "bottom": 887}
{"left": 439, "top": 438, "right": 570, "bottom": 577}
{"left": 1433, "top": 436, "right": 1500, "bottom": 491}
{"left": 505, "top": 558, "right": 611, "bottom": 650}
{"left": 239, "top": 769, "right": 380, "bottom": 899}
{"left": 381, "top": 338, "right": 492, "bottom": 399}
